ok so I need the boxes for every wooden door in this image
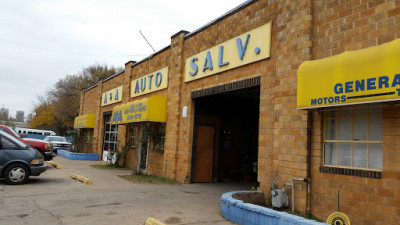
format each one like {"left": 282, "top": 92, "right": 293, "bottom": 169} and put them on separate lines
{"left": 193, "top": 125, "right": 214, "bottom": 182}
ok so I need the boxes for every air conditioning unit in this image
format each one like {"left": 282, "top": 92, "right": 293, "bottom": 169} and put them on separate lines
{"left": 271, "top": 188, "right": 289, "bottom": 208}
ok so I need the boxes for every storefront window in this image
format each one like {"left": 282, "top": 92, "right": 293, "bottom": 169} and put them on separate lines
{"left": 128, "top": 124, "right": 139, "bottom": 149}
{"left": 102, "top": 114, "right": 118, "bottom": 161}
{"left": 155, "top": 123, "right": 166, "bottom": 152}
{"left": 324, "top": 106, "right": 382, "bottom": 170}
{"left": 86, "top": 129, "right": 94, "bottom": 144}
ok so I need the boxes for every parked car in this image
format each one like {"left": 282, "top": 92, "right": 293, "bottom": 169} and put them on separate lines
{"left": 44, "top": 136, "right": 72, "bottom": 153}
{"left": 0, "top": 125, "right": 55, "bottom": 161}
{"left": 0, "top": 130, "right": 47, "bottom": 184}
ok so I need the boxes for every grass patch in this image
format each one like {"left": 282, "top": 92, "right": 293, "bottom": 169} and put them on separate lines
{"left": 91, "top": 164, "right": 128, "bottom": 170}
{"left": 118, "top": 172, "right": 180, "bottom": 184}
{"left": 287, "top": 210, "right": 323, "bottom": 222}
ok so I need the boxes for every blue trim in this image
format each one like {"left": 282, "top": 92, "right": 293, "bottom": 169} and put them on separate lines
{"left": 58, "top": 150, "right": 99, "bottom": 161}
{"left": 221, "top": 191, "right": 328, "bottom": 225}
{"left": 25, "top": 134, "right": 46, "bottom": 140}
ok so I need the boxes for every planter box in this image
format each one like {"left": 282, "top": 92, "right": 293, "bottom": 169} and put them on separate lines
{"left": 221, "top": 191, "right": 328, "bottom": 225}
{"left": 57, "top": 150, "right": 99, "bottom": 161}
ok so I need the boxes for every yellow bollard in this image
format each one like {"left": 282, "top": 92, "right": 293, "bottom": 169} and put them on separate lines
{"left": 145, "top": 217, "right": 166, "bottom": 225}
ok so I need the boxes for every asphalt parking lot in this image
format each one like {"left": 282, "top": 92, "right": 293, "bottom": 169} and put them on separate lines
{"left": 0, "top": 157, "right": 252, "bottom": 225}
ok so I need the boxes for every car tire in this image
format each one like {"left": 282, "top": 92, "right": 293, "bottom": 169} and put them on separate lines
{"left": 4, "top": 163, "right": 30, "bottom": 185}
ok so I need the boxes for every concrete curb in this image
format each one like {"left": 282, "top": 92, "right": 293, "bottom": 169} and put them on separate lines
{"left": 58, "top": 150, "right": 99, "bottom": 161}
{"left": 144, "top": 218, "right": 165, "bottom": 225}
{"left": 46, "top": 161, "right": 62, "bottom": 169}
{"left": 70, "top": 174, "right": 92, "bottom": 184}
{"left": 221, "top": 191, "right": 328, "bottom": 225}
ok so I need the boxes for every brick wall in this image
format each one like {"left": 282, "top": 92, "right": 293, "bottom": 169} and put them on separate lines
{"left": 147, "top": 150, "right": 165, "bottom": 177}
{"left": 80, "top": 0, "right": 313, "bottom": 212}
{"left": 80, "top": 86, "right": 101, "bottom": 154}
{"left": 179, "top": 2, "right": 277, "bottom": 184}
{"left": 311, "top": 0, "right": 400, "bottom": 224}
{"left": 81, "top": 87, "right": 99, "bottom": 115}
{"left": 162, "top": 0, "right": 313, "bottom": 213}
{"left": 311, "top": 105, "right": 400, "bottom": 224}
{"left": 313, "top": 0, "right": 400, "bottom": 59}
{"left": 271, "top": 0, "right": 313, "bottom": 213}
{"left": 77, "top": 1, "right": 400, "bottom": 223}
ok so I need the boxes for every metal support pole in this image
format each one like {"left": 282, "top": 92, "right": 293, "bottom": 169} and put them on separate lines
{"left": 290, "top": 178, "right": 306, "bottom": 213}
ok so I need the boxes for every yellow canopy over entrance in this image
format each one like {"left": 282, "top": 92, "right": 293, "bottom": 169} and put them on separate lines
{"left": 74, "top": 113, "right": 95, "bottom": 129}
{"left": 111, "top": 96, "right": 167, "bottom": 125}
{"left": 297, "top": 38, "right": 400, "bottom": 109}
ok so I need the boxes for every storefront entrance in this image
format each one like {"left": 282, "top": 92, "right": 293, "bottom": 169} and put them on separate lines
{"left": 193, "top": 125, "right": 215, "bottom": 182}
{"left": 191, "top": 83, "right": 260, "bottom": 183}
{"left": 102, "top": 114, "right": 118, "bottom": 161}
{"left": 138, "top": 123, "right": 150, "bottom": 174}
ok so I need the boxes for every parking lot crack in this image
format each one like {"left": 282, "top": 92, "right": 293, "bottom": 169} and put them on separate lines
{"left": 86, "top": 202, "right": 122, "bottom": 208}
{"left": 33, "top": 199, "right": 63, "bottom": 224}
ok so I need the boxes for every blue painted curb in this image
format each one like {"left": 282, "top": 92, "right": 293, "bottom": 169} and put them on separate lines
{"left": 58, "top": 150, "right": 99, "bottom": 161}
{"left": 221, "top": 191, "right": 328, "bottom": 225}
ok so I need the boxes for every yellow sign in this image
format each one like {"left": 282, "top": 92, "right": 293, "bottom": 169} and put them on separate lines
{"left": 184, "top": 22, "right": 272, "bottom": 82}
{"left": 131, "top": 67, "right": 168, "bottom": 98}
{"left": 111, "top": 96, "right": 167, "bottom": 125}
{"left": 102, "top": 85, "right": 123, "bottom": 106}
{"left": 297, "top": 38, "right": 400, "bottom": 109}
{"left": 327, "top": 212, "right": 350, "bottom": 225}
{"left": 74, "top": 113, "right": 95, "bottom": 129}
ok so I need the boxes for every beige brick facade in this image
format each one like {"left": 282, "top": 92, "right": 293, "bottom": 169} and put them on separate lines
{"left": 77, "top": 0, "right": 400, "bottom": 223}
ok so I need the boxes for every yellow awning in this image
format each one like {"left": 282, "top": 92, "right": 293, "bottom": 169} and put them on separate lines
{"left": 297, "top": 38, "right": 400, "bottom": 109}
{"left": 111, "top": 96, "right": 167, "bottom": 125}
{"left": 74, "top": 113, "right": 95, "bottom": 129}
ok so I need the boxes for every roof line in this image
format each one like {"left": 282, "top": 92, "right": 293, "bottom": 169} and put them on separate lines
{"left": 102, "top": 70, "right": 124, "bottom": 83}
{"left": 84, "top": 84, "right": 98, "bottom": 92}
{"left": 184, "top": 0, "right": 258, "bottom": 39}
{"left": 131, "top": 45, "right": 171, "bottom": 69}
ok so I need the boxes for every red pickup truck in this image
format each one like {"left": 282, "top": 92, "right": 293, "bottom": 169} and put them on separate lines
{"left": 0, "top": 125, "right": 55, "bottom": 161}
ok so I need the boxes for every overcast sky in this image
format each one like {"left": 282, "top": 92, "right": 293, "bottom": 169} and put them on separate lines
{"left": 0, "top": 0, "right": 246, "bottom": 118}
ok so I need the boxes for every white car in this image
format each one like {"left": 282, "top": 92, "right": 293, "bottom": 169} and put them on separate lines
{"left": 44, "top": 136, "right": 72, "bottom": 153}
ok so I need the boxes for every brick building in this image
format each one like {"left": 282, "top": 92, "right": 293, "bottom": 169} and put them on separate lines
{"left": 75, "top": 0, "right": 400, "bottom": 224}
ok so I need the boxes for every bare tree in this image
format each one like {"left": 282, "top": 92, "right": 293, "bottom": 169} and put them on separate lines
{"left": 30, "top": 63, "right": 123, "bottom": 135}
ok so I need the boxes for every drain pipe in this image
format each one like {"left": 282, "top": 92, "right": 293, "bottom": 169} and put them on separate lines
{"left": 306, "top": 110, "right": 313, "bottom": 216}
{"left": 286, "top": 178, "right": 306, "bottom": 213}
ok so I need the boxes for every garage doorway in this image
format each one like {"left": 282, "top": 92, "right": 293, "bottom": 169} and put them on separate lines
{"left": 191, "top": 77, "right": 260, "bottom": 183}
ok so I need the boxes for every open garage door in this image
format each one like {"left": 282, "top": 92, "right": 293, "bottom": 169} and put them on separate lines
{"left": 191, "top": 81, "right": 260, "bottom": 184}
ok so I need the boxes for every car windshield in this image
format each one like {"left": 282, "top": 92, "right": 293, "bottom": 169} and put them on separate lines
{"left": 0, "top": 130, "right": 29, "bottom": 148}
{"left": 6, "top": 126, "right": 21, "bottom": 138}
{"left": 49, "top": 136, "right": 67, "bottom": 142}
